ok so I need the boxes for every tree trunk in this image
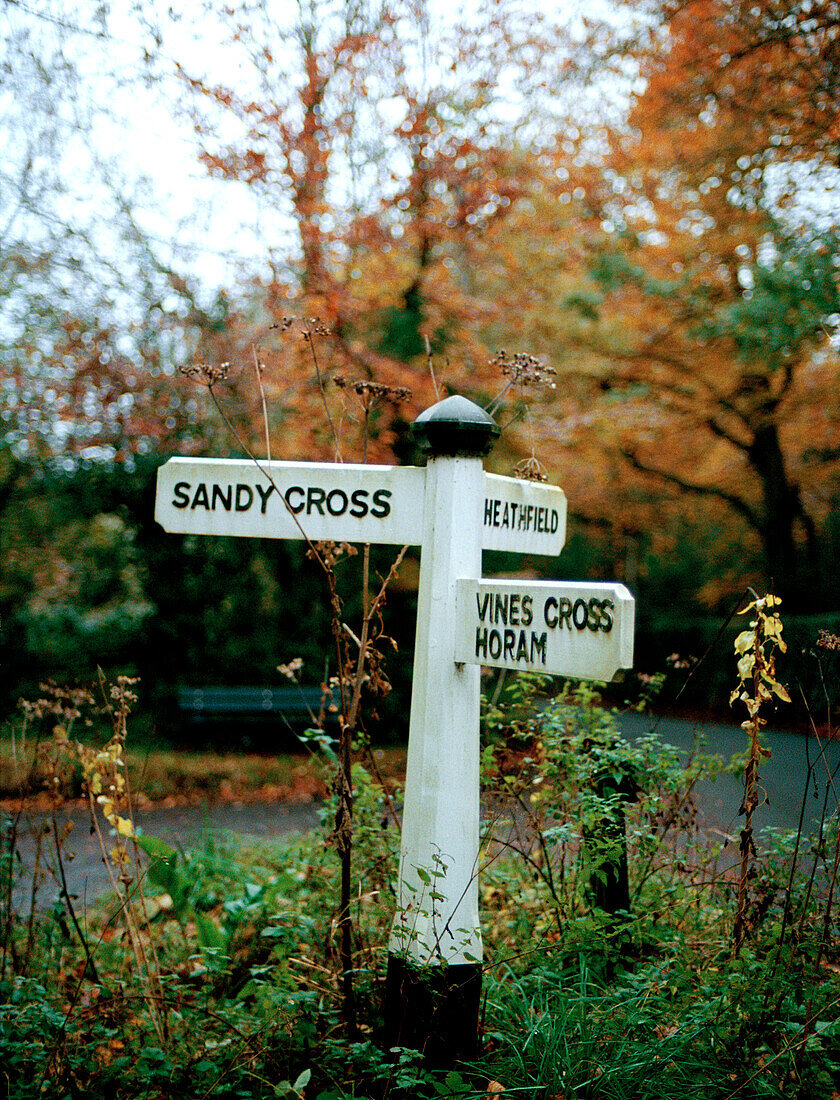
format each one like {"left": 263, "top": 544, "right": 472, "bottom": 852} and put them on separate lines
{"left": 748, "top": 422, "right": 817, "bottom": 605}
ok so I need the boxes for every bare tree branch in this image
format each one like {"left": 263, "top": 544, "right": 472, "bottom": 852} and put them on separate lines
{"left": 622, "top": 448, "right": 762, "bottom": 531}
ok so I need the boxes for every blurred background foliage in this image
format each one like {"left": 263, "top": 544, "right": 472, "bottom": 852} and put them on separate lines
{"left": 2, "top": 0, "right": 839, "bottom": 739}
{"left": 3, "top": 449, "right": 840, "bottom": 740}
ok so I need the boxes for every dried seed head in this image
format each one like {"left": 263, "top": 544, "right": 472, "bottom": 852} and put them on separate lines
{"left": 340, "top": 379, "right": 412, "bottom": 404}
{"left": 180, "top": 362, "right": 230, "bottom": 386}
{"left": 278, "top": 657, "right": 304, "bottom": 681}
{"left": 491, "top": 350, "right": 556, "bottom": 388}
{"left": 513, "top": 456, "right": 549, "bottom": 482}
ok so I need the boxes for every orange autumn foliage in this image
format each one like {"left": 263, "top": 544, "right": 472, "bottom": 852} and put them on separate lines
{"left": 538, "top": 0, "right": 840, "bottom": 604}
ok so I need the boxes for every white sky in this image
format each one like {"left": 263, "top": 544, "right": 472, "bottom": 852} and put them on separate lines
{"left": 4, "top": 0, "right": 837, "bottom": 313}
{"left": 4, "top": 0, "right": 640, "bottom": 305}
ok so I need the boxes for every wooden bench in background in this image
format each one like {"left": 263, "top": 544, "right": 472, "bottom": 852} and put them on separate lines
{"left": 176, "top": 685, "right": 339, "bottom": 749}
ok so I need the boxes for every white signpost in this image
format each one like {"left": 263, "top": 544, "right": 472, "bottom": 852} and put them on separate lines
{"left": 154, "top": 394, "right": 634, "bottom": 1063}
{"left": 455, "top": 579, "right": 634, "bottom": 680}
{"left": 155, "top": 458, "right": 427, "bottom": 545}
{"left": 154, "top": 459, "right": 566, "bottom": 555}
{"left": 481, "top": 473, "right": 566, "bottom": 556}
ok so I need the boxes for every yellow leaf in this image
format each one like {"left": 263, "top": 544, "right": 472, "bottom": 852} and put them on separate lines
{"left": 116, "top": 816, "right": 133, "bottom": 837}
{"left": 734, "top": 630, "right": 754, "bottom": 656}
{"left": 737, "top": 654, "right": 754, "bottom": 680}
{"left": 764, "top": 615, "right": 783, "bottom": 639}
{"left": 773, "top": 683, "right": 791, "bottom": 703}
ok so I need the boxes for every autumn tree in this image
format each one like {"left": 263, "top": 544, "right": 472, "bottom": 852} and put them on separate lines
{"left": 554, "top": 0, "right": 840, "bottom": 606}
{"left": 157, "top": 0, "right": 587, "bottom": 463}
{"left": 0, "top": 0, "right": 242, "bottom": 465}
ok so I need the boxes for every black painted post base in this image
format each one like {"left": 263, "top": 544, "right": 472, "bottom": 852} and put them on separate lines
{"left": 383, "top": 954, "right": 482, "bottom": 1067}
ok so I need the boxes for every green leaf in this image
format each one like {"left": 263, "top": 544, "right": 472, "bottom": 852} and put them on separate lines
{"left": 134, "top": 834, "right": 177, "bottom": 863}
{"left": 195, "top": 913, "right": 225, "bottom": 951}
{"left": 293, "top": 1069, "right": 312, "bottom": 1093}
{"left": 134, "top": 833, "right": 187, "bottom": 907}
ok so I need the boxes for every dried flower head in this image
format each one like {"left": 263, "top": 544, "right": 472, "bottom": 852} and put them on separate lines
{"left": 180, "top": 362, "right": 231, "bottom": 386}
{"left": 307, "top": 540, "right": 359, "bottom": 568}
{"left": 817, "top": 630, "right": 840, "bottom": 651}
{"left": 491, "top": 350, "right": 556, "bottom": 388}
{"left": 666, "top": 653, "right": 696, "bottom": 670}
{"left": 513, "top": 455, "right": 549, "bottom": 482}
{"left": 275, "top": 315, "right": 332, "bottom": 338}
{"left": 278, "top": 657, "right": 304, "bottom": 681}
{"left": 18, "top": 681, "right": 96, "bottom": 727}
{"left": 353, "top": 380, "right": 412, "bottom": 404}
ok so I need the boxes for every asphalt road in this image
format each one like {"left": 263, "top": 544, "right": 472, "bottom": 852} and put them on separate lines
{"left": 4, "top": 800, "right": 322, "bottom": 913}
{"left": 5, "top": 714, "right": 837, "bottom": 913}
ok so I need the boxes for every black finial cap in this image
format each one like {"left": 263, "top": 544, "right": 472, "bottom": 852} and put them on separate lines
{"left": 410, "top": 395, "right": 500, "bottom": 458}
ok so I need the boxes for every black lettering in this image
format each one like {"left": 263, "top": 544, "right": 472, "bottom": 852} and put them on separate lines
{"left": 600, "top": 599, "right": 614, "bottom": 633}
{"left": 586, "top": 597, "right": 602, "bottom": 632}
{"left": 573, "top": 598, "right": 588, "bottom": 629}
{"left": 489, "top": 629, "right": 502, "bottom": 660}
{"left": 284, "top": 486, "right": 305, "bottom": 514}
{"left": 558, "top": 598, "right": 573, "bottom": 629}
{"left": 494, "top": 593, "right": 508, "bottom": 625}
{"left": 531, "top": 632, "right": 547, "bottom": 664}
{"left": 550, "top": 509, "right": 559, "bottom": 534}
{"left": 475, "top": 627, "right": 489, "bottom": 660}
{"left": 484, "top": 498, "right": 493, "bottom": 524}
{"left": 544, "top": 597, "right": 558, "bottom": 628}
{"left": 510, "top": 502, "right": 518, "bottom": 527}
{"left": 476, "top": 592, "right": 491, "bottom": 621}
{"left": 349, "top": 488, "right": 369, "bottom": 518}
{"left": 515, "top": 631, "right": 529, "bottom": 661}
{"left": 256, "top": 483, "right": 275, "bottom": 514}
{"left": 211, "top": 483, "right": 232, "bottom": 511}
{"left": 503, "top": 629, "right": 516, "bottom": 661}
{"left": 307, "top": 487, "right": 326, "bottom": 514}
{"left": 501, "top": 502, "right": 510, "bottom": 527}
{"left": 173, "top": 481, "right": 190, "bottom": 509}
{"left": 521, "top": 594, "right": 533, "bottom": 627}
{"left": 191, "top": 483, "right": 210, "bottom": 510}
{"left": 493, "top": 499, "right": 501, "bottom": 526}
{"left": 235, "top": 484, "right": 253, "bottom": 511}
{"left": 371, "top": 489, "right": 391, "bottom": 518}
{"left": 509, "top": 594, "right": 520, "bottom": 626}
{"left": 326, "top": 488, "right": 348, "bottom": 516}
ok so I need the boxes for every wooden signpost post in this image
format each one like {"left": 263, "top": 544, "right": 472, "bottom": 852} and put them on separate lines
{"left": 155, "top": 394, "right": 635, "bottom": 1063}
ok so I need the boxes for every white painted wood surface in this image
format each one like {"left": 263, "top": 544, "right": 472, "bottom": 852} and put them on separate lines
{"left": 454, "top": 579, "right": 635, "bottom": 680}
{"left": 155, "top": 457, "right": 426, "bottom": 546}
{"left": 481, "top": 473, "right": 567, "bottom": 557}
{"left": 156, "top": 459, "right": 567, "bottom": 558}
{"left": 388, "top": 455, "right": 484, "bottom": 967}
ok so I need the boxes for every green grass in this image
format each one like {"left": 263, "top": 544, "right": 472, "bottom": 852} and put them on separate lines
{"left": 1, "top": 687, "right": 838, "bottom": 1099}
